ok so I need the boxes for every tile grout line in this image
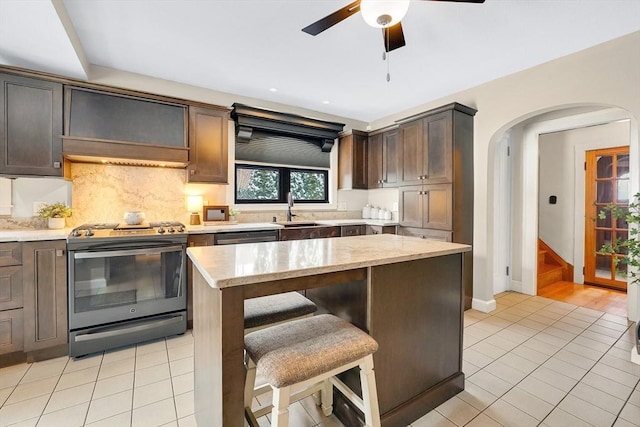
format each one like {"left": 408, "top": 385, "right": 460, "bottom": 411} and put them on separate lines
{"left": 468, "top": 296, "right": 638, "bottom": 427}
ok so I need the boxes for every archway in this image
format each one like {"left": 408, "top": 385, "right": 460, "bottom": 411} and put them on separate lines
{"left": 487, "top": 105, "right": 639, "bottom": 322}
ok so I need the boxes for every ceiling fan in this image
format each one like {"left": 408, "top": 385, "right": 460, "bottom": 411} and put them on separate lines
{"left": 302, "top": 0, "right": 485, "bottom": 53}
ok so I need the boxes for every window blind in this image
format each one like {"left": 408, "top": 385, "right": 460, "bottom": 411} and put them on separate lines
{"left": 235, "top": 131, "right": 330, "bottom": 168}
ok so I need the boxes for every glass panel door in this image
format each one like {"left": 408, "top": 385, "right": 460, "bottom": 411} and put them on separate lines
{"left": 585, "top": 147, "right": 629, "bottom": 290}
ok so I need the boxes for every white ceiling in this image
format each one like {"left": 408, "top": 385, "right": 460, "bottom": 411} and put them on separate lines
{"left": 1, "top": 0, "right": 639, "bottom": 123}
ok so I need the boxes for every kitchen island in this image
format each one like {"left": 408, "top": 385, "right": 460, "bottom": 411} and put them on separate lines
{"left": 188, "top": 234, "right": 471, "bottom": 427}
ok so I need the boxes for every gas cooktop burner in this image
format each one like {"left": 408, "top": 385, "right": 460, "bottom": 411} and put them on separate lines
{"left": 68, "top": 221, "right": 186, "bottom": 240}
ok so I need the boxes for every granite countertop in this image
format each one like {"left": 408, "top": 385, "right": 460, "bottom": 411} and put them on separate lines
{"left": 0, "top": 228, "right": 73, "bottom": 242}
{"left": 187, "top": 234, "right": 470, "bottom": 289}
{"left": 0, "top": 220, "right": 399, "bottom": 241}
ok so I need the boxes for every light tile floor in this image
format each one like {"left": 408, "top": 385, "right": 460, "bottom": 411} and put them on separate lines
{"left": 1, "top": 292, "right": 639, "bottom": 426}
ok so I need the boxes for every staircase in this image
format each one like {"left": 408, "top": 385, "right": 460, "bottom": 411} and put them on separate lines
{"left": 538, "top": 239, "right": 572, "bottom": 290}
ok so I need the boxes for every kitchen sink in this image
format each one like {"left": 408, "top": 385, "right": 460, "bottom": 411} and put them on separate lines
{"left": 277, "top": 222, "right": 318, "bottom": 228}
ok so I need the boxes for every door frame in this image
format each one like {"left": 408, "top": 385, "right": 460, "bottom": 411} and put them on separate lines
{"left": 494, "top": 106, "right": 639, "bottom": 321}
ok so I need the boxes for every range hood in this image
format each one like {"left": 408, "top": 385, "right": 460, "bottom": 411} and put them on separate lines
{"left": 62, "top": 136, "right": 189, "bottom": 168}
{"left": 62, "top": 86, "right": 189, "bottom": 168}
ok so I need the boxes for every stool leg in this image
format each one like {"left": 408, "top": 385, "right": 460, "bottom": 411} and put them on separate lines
{"left": 244, "top": 356, "right": 257, "bottom": 413}
{"left": 321, "top": 378, "right": 333, "bottom": 416}
{"left": 359, "top": 355, "right": 381, "bottom": 427}
{"left": 271, "top": 386, "right": 291, "bottom": 427}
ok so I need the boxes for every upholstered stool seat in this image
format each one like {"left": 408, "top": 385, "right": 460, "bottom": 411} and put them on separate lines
{"left": 244, "top": 314, "right": 381, "bottom": 427}
{"left": 244, "top": 292, "right": 317, "bottom": 332}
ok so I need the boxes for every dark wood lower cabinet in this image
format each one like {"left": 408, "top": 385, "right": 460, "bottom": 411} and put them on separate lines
{"left": 305, "top": 255, "right": 464, "bottom": 427}
{"left": 1, "top": 240, "right": 68, "bottom": 367}
{"left": 22, "top": 241, "right": 67, "bottom": 352}
{"left": 279, "top": 226, "right": 341, "bottom": 241}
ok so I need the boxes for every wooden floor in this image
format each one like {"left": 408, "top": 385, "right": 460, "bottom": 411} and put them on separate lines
{"left": 538, "top": 280, "right": 627, "bottom": 317}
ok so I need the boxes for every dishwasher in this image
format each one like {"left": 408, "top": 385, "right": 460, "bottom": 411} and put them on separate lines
{"left": 213, "top": 229, "right": 279, "bottom": 245}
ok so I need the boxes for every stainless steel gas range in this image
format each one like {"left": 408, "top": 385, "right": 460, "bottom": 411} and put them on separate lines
{"left": 67, "top": 222, "right": 187, "bottom": 357}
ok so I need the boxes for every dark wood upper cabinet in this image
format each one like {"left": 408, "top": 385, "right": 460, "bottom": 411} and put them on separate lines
{"left": 368, "top": 128, "right": 398, "bottom": 189}
{"left": 0, "top": 73, "right": 63, "bottom": 176}
{"left": 367, "top": 133, "right": 383, "bottom": 189}
{"left": 338, "top": 131, "right": 368, "bottom": 190}
{"left": 188, "top": 106, "right": 229, "bottom": 183}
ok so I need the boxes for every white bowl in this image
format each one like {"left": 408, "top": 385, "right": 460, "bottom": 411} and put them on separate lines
{"left": 124, "top": 211, "right": 146, "bottom": 225}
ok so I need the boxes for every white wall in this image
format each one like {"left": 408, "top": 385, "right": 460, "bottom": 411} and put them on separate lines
{"left": 369, "top": 31, "right": 640, "bottom": 314}
{"left": 538, "top": 120, "right": 630, "bottom": 272}
{"left": 11, "top": 177, "right": 71, "bottom": 218}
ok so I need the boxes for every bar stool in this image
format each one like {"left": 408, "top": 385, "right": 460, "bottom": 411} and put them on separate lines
{"left": 243, "top": 314, "right": 381, "bottom": 427}
{"left": 244, "top": 291, "right": 317, "bottom": 333}
{"left": 244, "top": 292, "right": 318, "bottom": 402}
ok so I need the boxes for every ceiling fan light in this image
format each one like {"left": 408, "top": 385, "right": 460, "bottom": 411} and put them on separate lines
{"left": 360, "top": 0, "right": 410, "bottom": 28}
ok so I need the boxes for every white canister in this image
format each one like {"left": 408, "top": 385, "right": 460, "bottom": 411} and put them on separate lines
{"left": 362, "top": 204, "right": 371, "bottom": 219}
{"left": 385, "top": 210, "right": 392, "bottom": 220}
{"left": 378, "top": 208, "right": 387, "bottom": 220}
{"left": 370, "top": 206, "right": 379, "bottom": 219}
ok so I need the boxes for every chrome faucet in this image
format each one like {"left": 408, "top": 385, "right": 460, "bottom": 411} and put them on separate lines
{"left": 286, "top": 192, "right": 296, "bottom": 222}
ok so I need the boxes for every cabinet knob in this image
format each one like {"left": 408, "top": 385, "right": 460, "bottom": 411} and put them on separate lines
{"left": 56, "top": 249, "right": 65, "bottom": 257}
{"left": 190, "top": 169, "right": 195, "bottom": 175}
{"left": 53, "top": 162, "right": 61, "bottom": 169}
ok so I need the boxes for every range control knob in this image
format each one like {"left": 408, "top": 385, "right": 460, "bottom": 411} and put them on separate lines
{"left": 167, "top": 227, "right": 175, "bottom": 233}
{"left": 177, "top": 226, "right": 185, "bottom": 233}
{"left": 85, "top": 229, "right": 94, "bottom": 237}
{"left": 157, "top": 227, "right": 165, "bottom": 234}
{"left": 71, "top": 229, "right": 81, "bottom": 237}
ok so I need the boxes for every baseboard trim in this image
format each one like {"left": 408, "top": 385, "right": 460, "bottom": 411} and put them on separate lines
{"left": 510, "top": 280, "right": 524, "bottom": 293}
{"left": 472, "top": 298, "right": 496, "bottom": 313}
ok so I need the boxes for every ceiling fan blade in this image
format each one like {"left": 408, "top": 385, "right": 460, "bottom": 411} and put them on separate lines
{"left": 302, "top": 0, "right": 362, "bottom": 36}
{"left": 383, "top": 22, "right": 406, "bottom": 53}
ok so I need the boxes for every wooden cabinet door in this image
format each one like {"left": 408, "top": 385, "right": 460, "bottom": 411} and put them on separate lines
{"left": 398, "top": 120, "right": 423, "bottom": 186}
{"left": 22, "top": 241, "right": 67, "bottom": 352}
{"left": 422, "top": 184, "right": 453, "bottom": 230}
{"left": 382, "top": 129, "right": 399, "bottom": 187}
{"left": 0, "top": 308, "right": 23, "bottom": 354}
{"left": 422, "top": 111, "right": 453, "bottom": 184}
{"left": 0, "top": 265, "right": 22, "bottom": 311}
{"left": 0, "top": 74, "right": 63, "bottom": 176}
{"left": 188, "top": 107, "right": 229, "bottom": 183}
{"left": 338, "top": 132, "right": 368, "bottom": 189}
{"left": 398, "top": 186, "right": 423, "bottom": 228}
{"left": 367, "top": 133, "right": 383, "bottom": 189}
{"left": 0, "top": 242, "right": 22, "bottom": 267}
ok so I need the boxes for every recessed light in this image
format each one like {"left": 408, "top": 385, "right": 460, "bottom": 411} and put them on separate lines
{"left": 269, "top": 88, "right": 278, "bottom": 92}
{"left": 322, "top": 100, "right": 330, "bottom": 105}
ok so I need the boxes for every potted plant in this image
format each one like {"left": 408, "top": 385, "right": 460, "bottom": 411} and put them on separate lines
{"left": 37, "top": 202, "right": 72, "bottom": 229}
{"left": 229, "top": 208, "right": 239, "bottom": 222}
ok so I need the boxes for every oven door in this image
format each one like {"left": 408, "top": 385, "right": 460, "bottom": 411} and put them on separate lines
{"left": 68, "top": 244, "right": 186, "bottom": 330}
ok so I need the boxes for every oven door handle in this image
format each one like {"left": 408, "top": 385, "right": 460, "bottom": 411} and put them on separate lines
{"left": 73, "top": 314, "right": 184, "bottom": 342}
{"left": 73, "top": 245, "right": 184, "bottom": 259}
